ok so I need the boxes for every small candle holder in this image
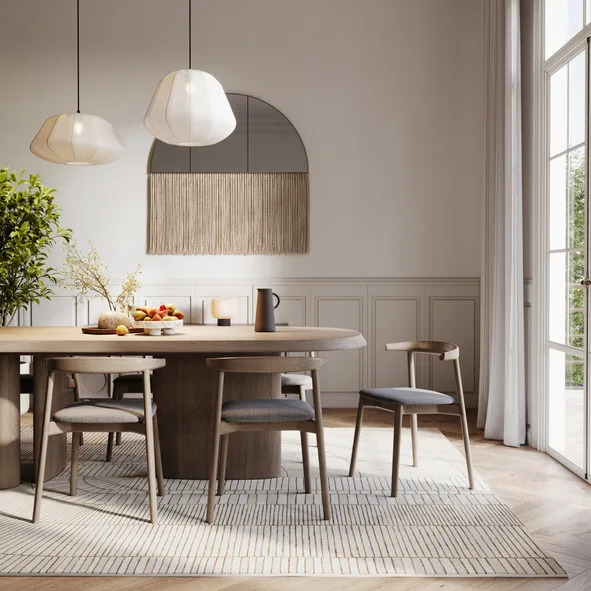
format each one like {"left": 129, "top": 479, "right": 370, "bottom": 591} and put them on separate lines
{"left": 211, "top": 297, "right": 237, "bottom": 326}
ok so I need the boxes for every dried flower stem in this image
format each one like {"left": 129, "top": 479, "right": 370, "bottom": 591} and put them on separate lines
{"left": 57, "top": 241, "right": 142, "bottom": 314}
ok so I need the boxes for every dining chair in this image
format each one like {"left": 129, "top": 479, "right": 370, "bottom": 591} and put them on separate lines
{"left": 71, "top": 369, "right": 138, "bottom": 456}
{"left": 72, "top": 368, "right": 147, "bottom": 454}
{"left": 109, "top": 361, "right": 318, "bottom": 406}
{"left": 111, "top": 373, "right": 144, "bottom": 448}
{"left": 33, "top": 356, "right": 166, "bottom": 524}
{"left": 281, "top": 372, "right": 312, "bottom": 397}
{"left": 205, "top": 356, "right": 330, "bottom": 523}
{"left": 348, "top": 341, "right": 474, "bottom": 496}
{"left": 280, "top": 351, "right": 317, "bottom": 404}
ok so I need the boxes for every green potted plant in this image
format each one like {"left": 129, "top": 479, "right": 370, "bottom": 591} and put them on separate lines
{"left": 0, "top": 167, "right": 71, "bottom": 326}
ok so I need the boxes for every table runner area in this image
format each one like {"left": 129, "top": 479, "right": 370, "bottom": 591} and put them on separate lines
{"left": 0, "top": 427, "right": 565, "bottom": 577}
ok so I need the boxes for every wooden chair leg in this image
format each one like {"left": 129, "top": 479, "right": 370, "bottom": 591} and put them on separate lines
{"left": 114, "top": 382, "right": 122, "bottom": 446}
{"left": 207, "top": 371, "right": 225, "bottom": 524}
{"left": 106, "top": 432, "right": 114, "bottom": 462}
{"left": 33, "top": 372, "right": 55, "bottom": 524}
{"left": 459, "top": 411, "right": 475, "bottom": 489}
{"left": 70, "top": 432, "right": 81, "bottom": 496}
{"left": 217, "top": 434, "right": 229, "bottom": 496}
{"left": 315, "top": 422, "right": 331, "bottom": 520}
{"left": 300, "top": 431, "right": 311, "bottom": 494}
{"left": 72, "top": 375, "right": 83, "bottom": 446}
{"left": 411, "top": 414, "right": 419, "bottom": 467}
{"left": 144, "top": 429, "right": 158, "bottom": 524}
{"left": 453, "top": 357, "right": 474, "bottom": 489}
{"left": 299, "top": 384, "right": 307, "bottom": 402}
{"left": 391, "top": 405, "right": 403, "bottom": 497}
{"left": 33, "top": 428, "right": 49, "bottom": 523}
{"left": 141, "top": 371, "right": 158, "bottom": 524}
{"left": 207, "top": 427, "right": 222, "bottom": 523}
{"left": 348, "top": 396, "right": 365, "bottom": 477}
{"left": 153, "top": 416, "right": 165, "bottom": 497}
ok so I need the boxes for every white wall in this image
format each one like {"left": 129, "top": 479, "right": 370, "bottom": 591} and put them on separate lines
{"left": 0, "top": 0, "right": 484, "bottom": 281}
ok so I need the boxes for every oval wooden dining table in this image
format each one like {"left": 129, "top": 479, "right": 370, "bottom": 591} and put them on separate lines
{"left": 0, "top": 325, "right": 366, "bottom": 488}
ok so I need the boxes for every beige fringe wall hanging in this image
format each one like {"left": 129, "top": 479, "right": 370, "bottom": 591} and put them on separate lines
{"left": 146, "top": 93, "right": 310, "bottom": 255}
{"left": 148, "top": 172, "right": 309, "bottom": 255}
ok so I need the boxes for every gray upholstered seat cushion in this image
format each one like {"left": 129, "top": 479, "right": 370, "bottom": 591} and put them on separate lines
{"left": 361, "top": 387, "right": 454, "bottom": 406}
{"left": 221, "top": 399, "right": 315, "bottom": 423}
{"left": 281, "top": 373, "right": 312, "bottom": 388}
{"left": 53, "top": 399, "right": 156, "bottom": 424}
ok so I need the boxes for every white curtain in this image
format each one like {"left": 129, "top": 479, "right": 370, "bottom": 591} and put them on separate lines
{"left": 478, "top": 0, "right": 526, "bottom": 447}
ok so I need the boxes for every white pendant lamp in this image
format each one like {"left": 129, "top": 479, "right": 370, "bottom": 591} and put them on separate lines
{"left": 144, "top": 0, "right": 236, "bottom": 147}
{"left": 30, "top": 0, "right": 125, "bottom": 166}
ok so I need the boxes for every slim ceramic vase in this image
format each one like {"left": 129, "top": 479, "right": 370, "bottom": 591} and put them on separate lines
{"left": 255, "top": 288, "right": 280, "bottom": 332}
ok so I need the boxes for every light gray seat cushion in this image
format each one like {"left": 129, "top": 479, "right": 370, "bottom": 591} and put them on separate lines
{"left": 53, "top": 399, "right": 156, "bottom": 424}
{"left": 281, "top": 373, "right": 312, "bottom": 388}
{"left": 361, "top": 387, "right": 454, "bottom": 406}
{"left": 222, "top": 399, "right": 315, "bottom": 423}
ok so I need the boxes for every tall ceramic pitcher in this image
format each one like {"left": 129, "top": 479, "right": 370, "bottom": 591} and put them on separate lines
{"left": 255, "top": 288, "right": 280, "bottom": 332}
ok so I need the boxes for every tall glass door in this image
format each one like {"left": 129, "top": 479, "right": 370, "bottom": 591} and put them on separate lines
{"left": 547, "top": 44, "right": 590, "bottom": 479}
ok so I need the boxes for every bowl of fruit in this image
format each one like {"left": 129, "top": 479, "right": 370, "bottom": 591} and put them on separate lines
{"left": 133, "top": 303, "right": 185, "bottom": 336}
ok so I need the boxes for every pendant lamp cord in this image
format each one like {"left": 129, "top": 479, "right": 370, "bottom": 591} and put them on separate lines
{"left": 188, "top": 0, "right": 192, "bottom": 69}
{"left": 76, "top": 0, "right": 80, "bottom": 113}
{"left": 188, "top": 0, "right": 192, "bottom": 171}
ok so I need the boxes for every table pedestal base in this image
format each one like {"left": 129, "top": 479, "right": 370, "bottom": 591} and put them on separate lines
{"left": 0, "top": 355, "right": 20, "bottom": 489}
{"left": 153, "top": 353, "right": 282, "bottom": 480}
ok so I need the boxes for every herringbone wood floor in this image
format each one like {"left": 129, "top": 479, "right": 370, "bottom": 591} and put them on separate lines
{"left": 1, "top": 409, "right": 590, "bottom": 591}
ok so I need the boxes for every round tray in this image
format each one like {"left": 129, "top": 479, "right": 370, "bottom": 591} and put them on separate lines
{"left": 133, "top": 318, "right": 183, "bottom": 336}
{"left": 82, "top": 326, "right": 144, "bottom": 335}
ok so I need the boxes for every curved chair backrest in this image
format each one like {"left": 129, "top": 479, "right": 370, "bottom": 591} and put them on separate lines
{"left": 385, "top": 341, "right": 459, "bottom": 361}
{"left": 206, "top": 356, "right": 326, "bottom": 374}
{"left": 46, "top": 357, "right": 166, "bottom": 375}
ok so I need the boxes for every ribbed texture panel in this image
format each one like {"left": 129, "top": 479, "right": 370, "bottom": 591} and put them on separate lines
{"left": 148, "top": 173, "right": 309, "bottom": 254}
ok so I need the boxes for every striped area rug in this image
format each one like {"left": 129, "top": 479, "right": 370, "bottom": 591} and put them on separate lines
{"left": 0, "top": 427, "right": 565, "bottom": 577}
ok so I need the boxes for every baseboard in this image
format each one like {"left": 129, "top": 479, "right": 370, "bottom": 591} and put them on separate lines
{"left": 464, "top": 393, "right": 478, "bottom": 409}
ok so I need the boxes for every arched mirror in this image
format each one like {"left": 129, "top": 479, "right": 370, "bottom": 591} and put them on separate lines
{"left": 147, "top": 94, "right": 309, "bottom": 255}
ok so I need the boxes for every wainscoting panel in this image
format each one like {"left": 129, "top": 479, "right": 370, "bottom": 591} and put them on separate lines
{"left": 141, "top": 286, "right": 195, "bottom": 324}
{"left": 372, "top": 297, "right": 420, "bottom": 389}
{"left": 23, "top": 278, "right": 479, "bottom": 408}
{"left": 314, "top": 297, "right": 364, "bottom": 400}
{"left": 312, "top": 285, "right": 367, "bottom": 407}
{"left": 275, "top": 296, "right": 307, "bottom": 328}
{"left": 257, "top": 284, "right": 312, "bottom": 329}
{"left": 195, "top": 285, "right": 252, "bottom": 325}
{"left": 30, "top": 296, "right": 78, "bottom": 327}
{"left": 200, "top": 296, "right": 249, "bottom": 325}
{"left": 429, "top": 296, "right": 478, "bottom": 406}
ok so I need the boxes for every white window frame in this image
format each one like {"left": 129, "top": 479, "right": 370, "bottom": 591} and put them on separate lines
{"left": 532, "top": 1, "right": 591, "bottom": 479}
